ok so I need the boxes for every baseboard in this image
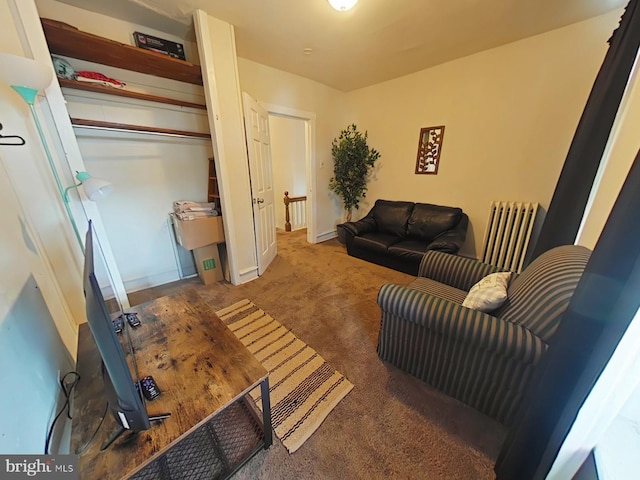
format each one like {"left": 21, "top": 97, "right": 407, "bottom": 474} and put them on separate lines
{"left": 316, "top": 230, "right": 337, "bottom": 243}
{"left": 237, "top": 266, "right": 259, "bottom": 285}
{"left": 124, "top": 270, "right": 182, "bottom": 294}
{"left": 125, "top": 262, "right": 257, "bottom": 289}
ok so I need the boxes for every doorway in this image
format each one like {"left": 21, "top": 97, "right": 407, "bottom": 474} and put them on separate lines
{"left": 261, "top": 103, "right": 317, "bottom": 244}
{"left": 270, "top": 115, "right": 306, "bottom": 232}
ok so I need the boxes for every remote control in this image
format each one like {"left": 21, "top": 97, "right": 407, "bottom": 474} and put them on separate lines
{"left": 139, "top": 376, "right": 161, "bottom": 401}
{"left": 125, "top": 312, "right": 141, "bottom": 327}
{"left": 112, "top": 316, "right": 124, "bottom": 334}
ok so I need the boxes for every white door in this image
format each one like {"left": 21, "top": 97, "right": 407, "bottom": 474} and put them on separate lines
{"left": 243, "top": 92, "right": 277, "bottom": 275}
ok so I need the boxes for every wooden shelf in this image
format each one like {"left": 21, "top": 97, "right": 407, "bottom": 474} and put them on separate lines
{"left": 208, "top": 157, "right": 221, "bottom": 208}
{"left": 41, "top": 18, "right": 203, "bottom": 85}
{"left": 58, "top": 79, "right": 206, "bottom": 109}
{"left": 70, "top": 118, "right": 211, "bottom": 139}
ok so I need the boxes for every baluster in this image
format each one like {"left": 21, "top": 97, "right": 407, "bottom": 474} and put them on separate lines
{"left": 284, "top": 191, "right": 291, "bottom": 232}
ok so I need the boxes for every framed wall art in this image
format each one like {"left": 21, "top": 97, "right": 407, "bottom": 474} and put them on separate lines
{"left": 415, "top": 125, "right": 445, "bottom": 175}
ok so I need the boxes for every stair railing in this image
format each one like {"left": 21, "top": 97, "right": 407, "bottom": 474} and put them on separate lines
{"left": 284, "top": 191, "right": 307, "bottom": 232}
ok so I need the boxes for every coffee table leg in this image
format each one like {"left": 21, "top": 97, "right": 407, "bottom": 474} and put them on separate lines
{"left": 260, "top": 377, "right": 272, "bottom": 448}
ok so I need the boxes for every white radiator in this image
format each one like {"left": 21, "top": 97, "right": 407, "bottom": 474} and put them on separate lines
{"left": 481, "top": 201, "right": 539, "bottom": 273}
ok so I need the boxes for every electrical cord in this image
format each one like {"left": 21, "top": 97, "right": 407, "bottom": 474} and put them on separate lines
{"left": 44, "top": 371, "right": 80, "bottom": 455}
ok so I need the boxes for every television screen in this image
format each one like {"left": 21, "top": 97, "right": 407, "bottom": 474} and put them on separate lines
{"left": 83, "top": 220, "right": 150, "bottom": 449}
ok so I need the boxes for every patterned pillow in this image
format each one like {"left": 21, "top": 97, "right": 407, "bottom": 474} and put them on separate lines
{"left": 462, "top": 272, "right": 512, "bottom": 312}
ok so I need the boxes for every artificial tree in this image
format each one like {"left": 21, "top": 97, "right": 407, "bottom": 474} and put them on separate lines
{"left": 329, "top": 124, "right": 380, "bottom": 222}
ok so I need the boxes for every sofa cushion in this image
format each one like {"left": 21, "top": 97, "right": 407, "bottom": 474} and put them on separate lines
{"left": 462, "top": 272, "right": 512, "bottom": 313}
{"left": 372, "top": 200, "right": 414, "bottom": 238}
{"left": 388, "top": 240, "right": 429, "bottom": 263}
{"left": 407, "top": 203, "right": 462, "bottom": 240}
{"left": 353, "top": 232, "right": 401, "bottom": 255}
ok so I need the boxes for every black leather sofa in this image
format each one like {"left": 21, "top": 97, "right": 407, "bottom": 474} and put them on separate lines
{"left": 337, "top": 199, "right": 468, "bottom": 275}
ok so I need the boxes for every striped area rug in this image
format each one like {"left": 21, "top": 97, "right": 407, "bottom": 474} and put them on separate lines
{"left": 216, "top": 299, "right": 354, "bottom": 453}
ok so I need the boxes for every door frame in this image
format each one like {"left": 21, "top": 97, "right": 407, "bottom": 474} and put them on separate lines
{"left": 260, "top": 102, "right": 317, "bottom": 243}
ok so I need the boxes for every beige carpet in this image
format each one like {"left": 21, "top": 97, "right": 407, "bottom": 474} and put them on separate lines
{"left": 129, "top": 229, "right": 507, "bottom": 479}
{"left": 217, "top": 299, "right": 353, "bottom": 453}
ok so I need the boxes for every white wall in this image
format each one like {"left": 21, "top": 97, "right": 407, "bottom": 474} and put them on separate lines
{"left": 237, "top": 58, "right": 348, "bottom": 238}
{"left": 0, "top": 274, "right": 73, "bottom": 454}
{"left": 0, "top": 123, "right": 74, "bottom": 454}
{"left": 270, "top": 115, "right": 306, "bottom": 230}
{"left": 345, "top": 10, "right": 623, "bottom": 258}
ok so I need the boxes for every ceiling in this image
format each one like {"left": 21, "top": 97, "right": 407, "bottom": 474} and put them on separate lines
{"left": 55, "top": 0, "right": 626, "bottom": 92}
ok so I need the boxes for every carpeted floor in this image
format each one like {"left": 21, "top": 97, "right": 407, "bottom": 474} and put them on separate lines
{"left": 129, "top": 229, "right": 507, "bottom": 480}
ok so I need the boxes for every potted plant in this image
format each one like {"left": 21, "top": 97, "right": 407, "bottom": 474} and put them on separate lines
{"left": 329, "top": 124, "right": 381, "bottom": 223}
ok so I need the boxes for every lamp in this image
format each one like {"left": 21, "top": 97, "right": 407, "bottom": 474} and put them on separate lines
{"left": 64, "top": 171, "right": 113, "bottom": 202}
{"left": 328, "top": 0, "right": 358, "bottom": 11}
{"left": 0, "top": 52, "right": 110, "bottom": 251}
{"left": 0, "top": 52, "right": 52, "bottom": 103}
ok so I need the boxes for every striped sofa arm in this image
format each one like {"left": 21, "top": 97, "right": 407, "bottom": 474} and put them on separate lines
{"left": 417, "top": 251, "right": 505, "bottom": 291}
{"left": 377, "top": 284, "right": 547, "bottom": 364}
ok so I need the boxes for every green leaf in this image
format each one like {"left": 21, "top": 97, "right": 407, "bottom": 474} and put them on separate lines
{"left": 329, "top": 124, "right": 381, "bottom": 214}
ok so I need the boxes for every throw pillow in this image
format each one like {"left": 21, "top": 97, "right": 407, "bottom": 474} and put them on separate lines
{"left": 462, "top": 272, "right": 512, "bottom": 313}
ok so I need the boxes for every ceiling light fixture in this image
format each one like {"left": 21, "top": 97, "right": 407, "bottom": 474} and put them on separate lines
{"left": 328, "top": 0, "right": 358, "bottom": 12}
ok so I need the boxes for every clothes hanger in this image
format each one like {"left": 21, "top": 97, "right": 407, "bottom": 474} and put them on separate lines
{"left": 0, "top": 123, "right": 26, "bottom": 146}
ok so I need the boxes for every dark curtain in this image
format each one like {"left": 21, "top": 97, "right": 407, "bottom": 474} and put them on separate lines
{"left": 495, "top": 148, "right": 640, "bottom": 479}
{"left": 529, "top": 0, "right": 640, "bottom": 260}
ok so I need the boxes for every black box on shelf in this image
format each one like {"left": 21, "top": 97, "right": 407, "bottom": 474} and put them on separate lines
{"left": 133, "top": 32, "right": 186, "bottom": 61}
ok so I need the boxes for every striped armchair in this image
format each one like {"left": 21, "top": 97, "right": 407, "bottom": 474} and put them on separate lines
{"left": 377, "top": 245, "right": 591, "bottom": 425}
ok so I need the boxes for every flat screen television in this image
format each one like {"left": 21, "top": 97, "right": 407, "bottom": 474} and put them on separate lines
{"left": 83, "top": 220, "right": 150, "bottom": 449}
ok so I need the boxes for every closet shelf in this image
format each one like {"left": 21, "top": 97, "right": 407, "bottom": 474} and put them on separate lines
{"left": 58, "top": 79, "right": 207, "bottom": 110}
{"left": 70, "top": 118, "right": 212, "bottom": 139}
{"left": 41, "top": 18, "right": 203, "bottom": 85}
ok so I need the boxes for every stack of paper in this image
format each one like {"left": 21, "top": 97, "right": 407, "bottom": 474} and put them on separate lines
{"left": 173, "top": 200, "right": 219, "bottom": 220}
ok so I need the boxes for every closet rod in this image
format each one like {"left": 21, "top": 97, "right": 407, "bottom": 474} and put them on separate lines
{"left": 70, "top": 118, "right": 211, "bottom": 139}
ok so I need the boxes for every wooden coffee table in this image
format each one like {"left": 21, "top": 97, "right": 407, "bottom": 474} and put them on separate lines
{"left": 71, "top": 288, "right": 271, "bottom": 479}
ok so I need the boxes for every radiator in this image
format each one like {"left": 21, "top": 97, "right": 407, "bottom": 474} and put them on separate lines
{"left": 481, "top": 201, "right": 539, "bottom": 273}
